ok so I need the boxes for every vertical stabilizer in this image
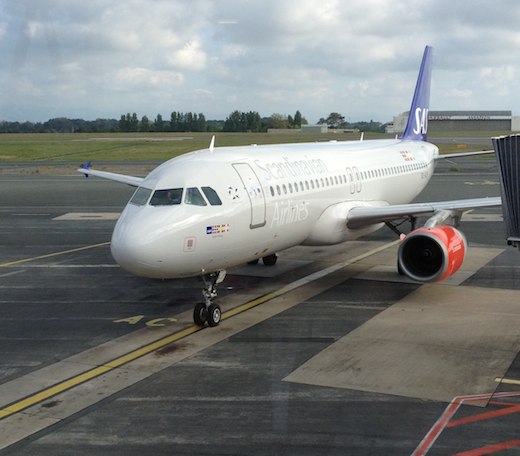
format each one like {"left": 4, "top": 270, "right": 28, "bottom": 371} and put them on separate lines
{"left": 402, "top": 46, "right": 433, "bottom": 141}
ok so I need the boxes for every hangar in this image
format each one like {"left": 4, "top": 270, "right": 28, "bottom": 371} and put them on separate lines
{"left": 388, "top": 110, "right": 520, "bottom": 133}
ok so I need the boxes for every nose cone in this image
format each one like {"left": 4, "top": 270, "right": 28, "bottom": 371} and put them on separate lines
{"left": 111, "top": 210, "right": 168, "bottom": 278}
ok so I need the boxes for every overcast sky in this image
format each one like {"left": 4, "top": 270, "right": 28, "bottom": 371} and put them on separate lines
{"left": 1, "top": 0, "right": 520, "bottom": 124}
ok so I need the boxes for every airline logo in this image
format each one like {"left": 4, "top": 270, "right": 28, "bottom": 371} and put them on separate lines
{"left": 413, "top": 107, "right": 429, "bottom": 135}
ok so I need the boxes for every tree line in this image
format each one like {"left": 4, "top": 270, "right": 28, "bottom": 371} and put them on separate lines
{"left": 0, "top": 110, "right": 384, "bottom": 134}
{"left": 317, "top": 112, "right": 384, "bottom": 132}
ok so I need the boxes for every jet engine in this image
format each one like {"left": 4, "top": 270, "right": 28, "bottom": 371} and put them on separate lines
{"left": 397, "top": 226, "right": 467, "bottom": 282}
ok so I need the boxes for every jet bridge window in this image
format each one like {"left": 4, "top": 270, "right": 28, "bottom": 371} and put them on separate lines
{"left": 201, "top": 187, "right": 222, "bottom": 206}
{"left": 185, "top": 187, "right": 207, "bottom": 206}
{"left": 150, "top": 188, "right": 183, "bottom": 206}
{"left": 130, "top": 187, "right": 152, "bottom": 206}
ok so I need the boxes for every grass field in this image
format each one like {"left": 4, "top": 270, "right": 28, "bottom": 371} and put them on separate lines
{"left": 0, "top": 130, "right": 505, "bottom": 162}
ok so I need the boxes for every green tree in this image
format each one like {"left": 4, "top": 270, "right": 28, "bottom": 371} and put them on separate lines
{"left": 223, "top": 110, "right": 243, "bottom": 132}
{"left": 129, "top": 113, "right": 139, "bottom": 132}
{"left": 224, "top": 110, "right": 262, "bottom": 132}
{"left": 268, "top": 113, "right": 289, "bottom": 129}
{"left": 140, "top": 115, "right": 150, "bottom": 132}
{"left": 294, "top": 110, "right": 302, "bottom": 127}
{"left": 196, "top": 113, "right": 207, "bottom": 132}
{"left": 119, "top": 114, "right": 129, "bottom": 132}
{"left": 245, "top": 111, "right": 262, "bottom": 132}
{"left": 186, "top": 112, "right": 194, "bottom": 131}
{"left": 153, "top": 113, "right": 164, "bottom": 132}
{"left": 324, "top": 112, "right": 345, "bottom": 129}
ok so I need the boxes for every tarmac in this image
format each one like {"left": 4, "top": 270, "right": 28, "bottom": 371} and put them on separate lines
{"left": 1, "top": 156, "right": 520, "bottom": 455}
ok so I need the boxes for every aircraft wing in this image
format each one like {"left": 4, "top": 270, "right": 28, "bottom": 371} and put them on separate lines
{"left": 347, "top": 197, "right": 501, "bottom": 229}
{"left": 77, "top": 165, "right": 144, "bottom": 187}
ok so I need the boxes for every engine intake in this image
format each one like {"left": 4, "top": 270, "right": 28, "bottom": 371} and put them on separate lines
{"left": 398, "top": 226, "right": 467, "bottom": 282}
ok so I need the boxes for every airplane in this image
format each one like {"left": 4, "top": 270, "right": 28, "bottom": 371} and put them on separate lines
{"left": 79, "top": 45, "right": 501, "bottom": 328}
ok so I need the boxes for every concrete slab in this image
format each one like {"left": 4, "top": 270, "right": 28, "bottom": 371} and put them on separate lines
{"left": 285, "top": 284, "right": 520, "bottom": 406}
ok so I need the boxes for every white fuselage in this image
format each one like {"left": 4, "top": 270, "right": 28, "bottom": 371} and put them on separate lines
{"left": 110, "top": 138, "right": 439, "bottom": 278}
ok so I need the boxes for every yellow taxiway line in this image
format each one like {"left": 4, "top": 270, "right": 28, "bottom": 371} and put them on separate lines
{"left": 495, "top": 377, "right": 520, "bottom": 386}
{"left": 0, "top": 240, "right": 400, "bottom": 420}
{"left": 0, "top": 242, "right": 111, "bottom": 268}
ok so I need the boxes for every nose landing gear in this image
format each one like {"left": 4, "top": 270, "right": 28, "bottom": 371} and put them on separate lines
{"left": 193, "top": 271, "right": 226, "bottom": 327}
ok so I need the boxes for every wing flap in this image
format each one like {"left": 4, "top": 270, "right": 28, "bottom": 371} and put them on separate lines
{"left": 347, "top": 197, "right": 501, "bottom": 229}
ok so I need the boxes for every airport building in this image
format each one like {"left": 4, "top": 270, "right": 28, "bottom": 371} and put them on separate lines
{"left": 388, "top": 110, "right": 520, "bottom": 133}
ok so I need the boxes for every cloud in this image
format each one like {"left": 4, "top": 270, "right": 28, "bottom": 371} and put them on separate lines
{"left": 115, "top": 67, "right": 184, "bottom": 88}
{"left": 2, "top": 0, "right": 520, "bottom": 122}
{"left": 171, "top": 40, "right": 207, "bottom": 70}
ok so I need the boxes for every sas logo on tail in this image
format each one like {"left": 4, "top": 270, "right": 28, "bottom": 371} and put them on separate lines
{"left": 413, "top": 107, "right": 429, "bottom": 135}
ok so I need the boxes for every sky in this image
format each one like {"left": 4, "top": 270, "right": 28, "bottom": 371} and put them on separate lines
{"left": 1, "top": 0, "right": 520, "bottom": 124}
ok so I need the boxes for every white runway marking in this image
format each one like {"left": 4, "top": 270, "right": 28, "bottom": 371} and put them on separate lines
{"left": 0, "top": 270, "right": 25, "bottom": 278}
{"left": 53, "top": 212, "right": 120, "bottom": 221}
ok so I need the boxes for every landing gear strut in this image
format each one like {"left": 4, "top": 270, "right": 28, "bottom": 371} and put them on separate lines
{"left": 193, "top": 271, "right": 226, "bottom": 327}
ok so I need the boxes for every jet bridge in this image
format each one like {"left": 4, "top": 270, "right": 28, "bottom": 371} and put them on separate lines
{"left": 492, "top": 134, "right": 520, "bottom": 248}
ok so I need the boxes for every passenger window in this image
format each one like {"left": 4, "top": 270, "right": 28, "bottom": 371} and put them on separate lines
{"left": 185, "top": 187, "right": 207, "bottom": 206}
{"left": 150, "top": 188, "right": 183, "bottom": 206}
{"left": 130, "top": 187, "right": 152, "bottom": 206}
{"left": 201, "top": 186, "right": 222, "bottom": 206}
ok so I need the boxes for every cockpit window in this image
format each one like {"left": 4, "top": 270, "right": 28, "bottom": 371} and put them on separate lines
{"left": 150, "top": 188, "right": 183, "bottom": 206}
{"left": 201, "top": 187, "right": 222, "bottom": 206}
{"left": 130, "top": 187, "right": 152, "bottom": 206}
{"left": 185, "top": 187, "right": 207, "bottom": 206}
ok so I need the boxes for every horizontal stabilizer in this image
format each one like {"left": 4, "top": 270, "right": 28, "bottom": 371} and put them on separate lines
{"left": 434, "top": 150, "right": 494, "bottom": 160}
{"left": 492, "top": 135, "right": 520, "bottom": 248}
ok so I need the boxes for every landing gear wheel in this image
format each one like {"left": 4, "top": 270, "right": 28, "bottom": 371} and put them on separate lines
{"left": 207, "top": 304, "right": 221, "bottom": 327}
{"left": 194, "top": 271, "right": 226, "bottom": 327}
{"left": 247, "top": 259, "right": 259, "bottom": 265}
{"left": 193, "top": 302, "right": 207, "bottom": 326}
{"left": 262, "top": 254, "right": 278, "bottom": 266}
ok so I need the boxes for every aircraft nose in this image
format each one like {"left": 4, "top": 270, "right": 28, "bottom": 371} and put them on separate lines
{"left": 110, "top": 216, "right": 165, "bottom": 278}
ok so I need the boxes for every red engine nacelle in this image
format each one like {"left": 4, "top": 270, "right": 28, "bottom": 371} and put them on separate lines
{"left": 397, "top": 226, "right": 467, "bottom": 282}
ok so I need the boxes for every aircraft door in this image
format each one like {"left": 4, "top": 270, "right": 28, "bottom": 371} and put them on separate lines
{"left": 232, "top": 163, "right": 266, "bottom": 229}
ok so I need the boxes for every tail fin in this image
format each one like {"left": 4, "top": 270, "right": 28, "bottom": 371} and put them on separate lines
{"left": 402, "top": 45, "right": 433, "bottom": 141}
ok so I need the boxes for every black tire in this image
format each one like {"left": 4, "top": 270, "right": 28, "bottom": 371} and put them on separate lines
{"left": 247, "top": 259, "right": 260, "bottom": 265}
{"left": 193, "top": 302, "right": 207, "bottom": 326}
{"left": 207, "top": 304, "right": 221, "bottom": 327}
{"left": 262, "top": 254, "right": 278, "bottom": 266}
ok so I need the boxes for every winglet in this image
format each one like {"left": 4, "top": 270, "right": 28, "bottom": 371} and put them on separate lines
{"left": 402, "top": 46, "right": 433, "bottom": 142}
{"left": 81, "top": 160, "right": 93, "bottom": 178}
{"left": 209, "top": 135, "right": 215, "bottom": 153}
